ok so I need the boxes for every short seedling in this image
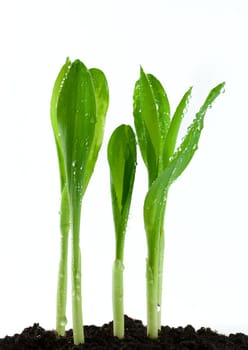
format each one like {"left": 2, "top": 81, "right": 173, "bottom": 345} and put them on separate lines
{"left": 51, "top": 58, "right": 109, "bottom": 344}
{"left": 133, "top": 67, "right": 225, "bottom": 338}
{"left": 107, "top": 125, "right": 137, "bottom": 338}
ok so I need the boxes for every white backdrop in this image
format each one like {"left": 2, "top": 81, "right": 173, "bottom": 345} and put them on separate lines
{"left": 0, "top": 0, "right": 247, "bottom": 337}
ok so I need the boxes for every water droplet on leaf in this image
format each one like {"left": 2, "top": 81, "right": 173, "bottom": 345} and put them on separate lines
{"left": 59, "top": 317, "right": 67, "bottom": 328}
{"left": 157, "top": 304, "right": 161, "bottom": 313}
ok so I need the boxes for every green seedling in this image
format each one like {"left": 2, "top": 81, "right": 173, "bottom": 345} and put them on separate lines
{"left": 51, "top": 58, "right": 109, "bottom": 344}
{"left": 133, "top": 67, "right": 225, "bottom": 338}
{"left": 108, "top": 125, "right": 137, "bottom": 338}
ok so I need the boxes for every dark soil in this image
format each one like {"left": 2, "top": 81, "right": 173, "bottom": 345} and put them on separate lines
{"left": 1, "top": 315, "right": 248, "bottom": 350}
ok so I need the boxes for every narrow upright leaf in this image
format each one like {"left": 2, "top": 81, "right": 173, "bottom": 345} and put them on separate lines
{"left": 108, "top": 124, "right": 137, "bottom": 256}
{"left": 168, "top": 82, "right": 225, "bottom": 182}
{"left": 51, "top": 57, "right": 71, "bottom": 189}
{"left": 82, "top": 68, "right": 109, "bottom": 193}
{"left": 163, "top": 86, "right": 192, "bottom": 167}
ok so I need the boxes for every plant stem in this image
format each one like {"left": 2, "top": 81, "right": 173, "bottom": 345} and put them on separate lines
{"left": 157, "top": 199, "right": 167, "bottom": 329}
{"left": 157, "top": 229, "right": 164, "bottom": 330}
{"left": 146, "top": 257, "right": 159, "bottom": 338}
{"left": 56, "top": 186, "right": 70, "bottom": 335}
{"left": 71, "top": 202, "right": 84, "bottom": 345}
{"left": 112, "top": 259, "right": 124, "bottom": 339}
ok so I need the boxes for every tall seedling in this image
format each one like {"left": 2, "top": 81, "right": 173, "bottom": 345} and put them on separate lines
{"left": 133, "top": 67, "right": 224, "bottom": 338}
{"left": 51, "top": 59, "right": 109, "bottom": 344}
{"left": 108, "top": 125, "right": 137, "bottom": 338}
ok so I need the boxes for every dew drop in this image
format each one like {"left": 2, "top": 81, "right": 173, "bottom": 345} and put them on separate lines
{"left": 157, "top": 304, "right": 161, "bottom": 313}
{"left": 75, "top": 273, "right": 81, "bottom": 281}
{"left": 59, "top": 272, "right": 65, "bottom": 279}
{"left": 59, "top": 317, "right": 67, "bottom": 328}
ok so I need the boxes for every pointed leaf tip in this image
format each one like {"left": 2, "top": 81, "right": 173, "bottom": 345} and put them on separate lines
{"left": 140, "top": 65, "right": 145, "bottom": 75}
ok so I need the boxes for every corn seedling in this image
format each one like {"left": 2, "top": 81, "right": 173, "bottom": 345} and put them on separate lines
{"left": 133, "top": 67, "right": 225, "bottom": 338}
{"left": 51, "top": 58, "right": 109, "bottom": 344}
{"left": 107, "top": 125, "right": 137, "bottom": 338}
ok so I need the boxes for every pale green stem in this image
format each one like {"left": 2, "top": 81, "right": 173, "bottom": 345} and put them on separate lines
{"left": 56, "top": 186, "right": 70, "bottom": 335}
{"left": 71, "top": 202, "right": 84, "bottom": 345}
{"left": 157, "top": 203, "right": 167, "bottom": 331}
{"left": 157, "top": 230, "right": 164, "bottom": 330}
{"left": 146, "top": 257, "right": 159, "bottom": 338}
{"left": 112, "top": 259, "right": 124, "bottom": 338}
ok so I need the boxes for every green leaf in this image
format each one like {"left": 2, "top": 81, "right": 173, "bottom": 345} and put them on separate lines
{"left": 144, "top": 166, "right": 171, "bottom": 265}
{"left": 169, "top": 82, "right": 225, "bottom": 182}
{"left": 82, "top": 68, "right": 109, "bottom": 193}
{"left": 57, "top": 60, "right": 97, "bottom": 204}
{"left": 133, "top": 68, "right": 170, "bottom": 185}
{"left": 50, "top": 57, "right": 71, "bottom": 190}
{"left": 146, "top": 74, "right": 170, "bottom": 141}
{"left": 108, "top": 125, "right": 137, "bottom": 260}
{"left": 163, "top": 86, "right": 192, "bottom": 167}
{"left": 90, "top": 68, "right": 109, "bottom": 124}
{"left": 146, "top": 73, "right": 170, "bottom": 175}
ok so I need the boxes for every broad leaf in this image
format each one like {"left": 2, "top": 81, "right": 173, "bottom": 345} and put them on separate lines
{"left": 133, "top": 68, "right": 170, "bottom": 185}
{"left": 57, "top": 60, "right": 97, "bottom": 206}
{"left": 146, "top": 73, "right": 170, "bottom": 175}
{"left": 108, "top": 125, "right": 137, "bottom": 260}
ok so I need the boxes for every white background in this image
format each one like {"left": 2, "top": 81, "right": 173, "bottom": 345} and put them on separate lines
{"left": 0, "top": 0, "right": 248, "bottom": 338}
